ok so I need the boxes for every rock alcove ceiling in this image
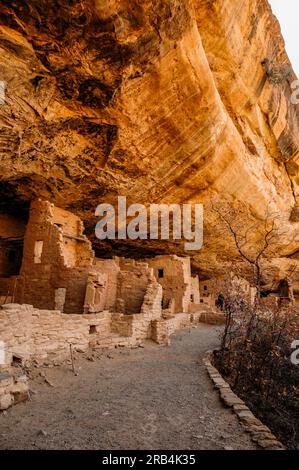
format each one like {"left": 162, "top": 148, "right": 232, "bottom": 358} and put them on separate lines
{"left": 0, "top": 0, "right": 298, "bottom": 281}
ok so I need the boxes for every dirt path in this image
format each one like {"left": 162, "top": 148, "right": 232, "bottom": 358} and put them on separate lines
{"left": 0, "top": 325, "right": 257, "bottom": 450}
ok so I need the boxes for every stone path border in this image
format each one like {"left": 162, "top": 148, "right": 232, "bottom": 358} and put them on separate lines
{"left": 203, "top": 350, "right": 285, "bottom": 450}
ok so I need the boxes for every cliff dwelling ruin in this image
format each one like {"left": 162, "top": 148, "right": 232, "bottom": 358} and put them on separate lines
{"left": 0, "top": 2, "right": 298, "bottom": 449}
{"left": 0, "top": 198, "right": 297, "bottom": 389}
{"left": 0, "top": 200, "right": 226, "bottom": 376}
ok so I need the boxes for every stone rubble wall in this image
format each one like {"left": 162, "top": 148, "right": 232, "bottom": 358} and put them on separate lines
{"left": 84, "top": 258, "right": 120, "bottom": 313}
{"left": 116, "top": 262, "right": 154, "bottom": 314}
{"left": 259, "top": 296, "right": 279, "bottom": 310}
{"left": 0, "top": 303, "right": 112, "bottom": 365}
{"left": 0, "top": 370, "right": 29, "bottom": 411}
{"left": 191, "top": 275, "right": 200, "bottom": 304}
{"left": 190, "top": 303, "right": 226, "bottom": 325}
{"left": 204, "top": 352, "right": 285, "bottom": 450}
{"left": 147, "top": 255, "right": 192, "bottom": 313}
{"left": 198, "top": 312, "right": 226, "bottom": 325}
{"left": 111, "top": 280, "right": 163, "bottom": 341}
{"left": 152, "top": 313, "right": 192, "bottom": 345}
{"left": 1, "top": 200, "right": 202, "bottom": 318}
{"left": 0, "top": 279, "right": 215, "bottom": 369}
{"left": 15, "top": 200, "right": 95, "bottom": 314}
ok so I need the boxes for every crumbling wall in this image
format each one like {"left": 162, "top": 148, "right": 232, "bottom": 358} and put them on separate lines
{"left": 199, "top": 275, "right": 256, "bottom": 308}
{"left": 117, "top": 258, "right": 138, "bottom": 271}
{"left": 116, "top": 261, "right": 154, "bottom": 314}
{"left": 15, "top": 200, "right": 94, "bottom": 313}
{"left": 152, "top": 313, "right": 192, "bottom": 345}
{"left": 198, "top": 279, "right": 214, "bottom": 306}
{"left": 0, "top": 303, "right": 112, "bottom": 365}
{"left": 84, "top": 259, "right": 120, "bottom": 313}
{"left": 112, "top": 278, "right": 163, "bottom": 340}
{"left": 0, "top": 370, "right": 29, "bottom": 411}
{"left": 190, "top": 275, "right": 200, "bottom": 304}
{"left": 197, "top": 310, "right": 226, "bottom": 325}
{"left": 140, "top": 279, "right": 162, "bottom": 318}
{"left": 147, "top": 255, "right": 192, "bottom": 313}
{"left": 0, "top": 297, "right": 199, "bottom": 366}
{"left": 84, "top": 270, "right": 109, "bottom": 313}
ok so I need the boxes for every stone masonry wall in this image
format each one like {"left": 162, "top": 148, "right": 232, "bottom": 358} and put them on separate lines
{"left": 0, "top": 303, "right": 112, "bottom": 365}
{"left": 84, "top": 259, "right": 120, "bottom": 313}
{"left": 0, "top": 370, "right": 29, "bottom": 411}
{"left": 191, "top": 275, "right": 200, "bottom": 304}
{"left": 15, "top": 200, "right": 94, "bottom": 313}
{"left": 111, "top": 279, "right": 163, "bottom": 341}
{"left": 116, "top": 261, "right": 154, "bottom": 314}
{"left": 147, "top": 255, "right": 192, "bottom": 313}
{"left": 0, "top": 298, "right": 207, "bottom": 367}
{"left": 152, "top": 313, "right": 192, "bottom": 345}
{"left": 199, "top": 274, "right": 256, "bottom": 308}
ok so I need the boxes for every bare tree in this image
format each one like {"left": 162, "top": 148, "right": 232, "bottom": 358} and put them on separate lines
{"left": 211, "top": 199, "right": 287, "bottom": 297}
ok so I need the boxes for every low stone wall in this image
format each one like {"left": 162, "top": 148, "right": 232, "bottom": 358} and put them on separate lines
{"left": 198, "top": 311, "right": 226, "bottom": 325}
{"left": 0, "top": 370, "right": 29, "bottom": 411}
{"left": 189, "top": 305, "right": 226, "bottom": 325}
{"left": 152, "top": 313, "right": 192, "bottom": 344}
{"left": 1, "top": 296, "right": 203, "bottom": 367}
{"left": 204, "top": 351, "right": 285, "bottom": 450}
{"left": 0, "top": 303, "right": 112, "bottom": 365}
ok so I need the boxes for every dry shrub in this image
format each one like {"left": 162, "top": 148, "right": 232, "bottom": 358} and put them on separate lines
{"left": 213, "top": 278, "right": 299, "bottom": 449}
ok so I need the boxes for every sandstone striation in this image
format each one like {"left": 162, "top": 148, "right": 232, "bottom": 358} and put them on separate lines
{"left": 0, "top": 0, "right": 298, "bottom": 280}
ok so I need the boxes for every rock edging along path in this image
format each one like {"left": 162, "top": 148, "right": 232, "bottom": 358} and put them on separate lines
{"left": 0, "top": 325, "right": 257, "bottom": 450}
{"left": 203, "top": 351, "right": 285, "bottom": 450}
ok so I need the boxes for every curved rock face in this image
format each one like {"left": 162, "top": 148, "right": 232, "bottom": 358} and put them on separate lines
{"left": 0, "top": 0, "right": 298, "bottom": 278}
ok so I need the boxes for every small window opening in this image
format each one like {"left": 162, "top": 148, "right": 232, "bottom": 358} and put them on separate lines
{"left": 12, "top": 355, "right": 23, "bottom": 366}
{"left": 34, "top": 240, "right": 43, "bottom": 264}
{"left": 158, "top": 269, "right": 164, "bottom": 278}
{"left": 8, "top": 249, "right": 17, "bottom": 263}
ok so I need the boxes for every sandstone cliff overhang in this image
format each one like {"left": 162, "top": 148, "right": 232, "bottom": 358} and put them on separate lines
{"left": 0, "top": 0, "right": 298, "bottom": 278}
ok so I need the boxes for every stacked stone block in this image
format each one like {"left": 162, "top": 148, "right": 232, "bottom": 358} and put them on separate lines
{"left": 0, "top": 371, "right": 29, "bottom": 411}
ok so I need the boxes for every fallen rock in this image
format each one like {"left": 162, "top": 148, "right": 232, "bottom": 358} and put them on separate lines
{"left": 0, "top": 394, "right": 13, "bottom": 411}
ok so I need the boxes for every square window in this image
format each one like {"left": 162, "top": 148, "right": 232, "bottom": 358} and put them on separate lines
{"left": 158, "top": 269, "right": 164, "bottom": 278}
